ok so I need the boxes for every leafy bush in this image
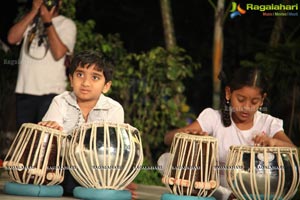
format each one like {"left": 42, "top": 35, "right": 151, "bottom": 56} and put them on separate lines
{"left": 133, "top": 159, "right": 163, "bottom": 186}
{"left": 111, "top": 46, "right": 200, "bottom": 163}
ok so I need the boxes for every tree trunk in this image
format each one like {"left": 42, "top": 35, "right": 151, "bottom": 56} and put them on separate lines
{"left": 160, "top": 0, "right": 176, "bottom": 50}
{"left": 268, "top": 17, "right": 298, "bottom": 138}
{"left": 212, "top": 0, "right": 224, "bottom": 109}
{"left": 268, "top": 17, "right": 293, "bottom": 136}
{"left": 144, "top": 140, "right": 153, "bottom": 164}
{"left": 288, "top": 82, "right": 297, "bottom": 137}
{"left": 269, "top": 17, "right": 285, "bottom": 47}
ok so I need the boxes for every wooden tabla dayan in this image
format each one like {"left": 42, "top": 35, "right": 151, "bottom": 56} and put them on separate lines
{"left": 162, "top": 133, "right": 219, "bottom": 197}
{"left": 3, "top": 123, "right": 67, "bottom": 185}
{"left": 226, "top": 146, "right": 300, "bottom": 200}
{"left": 65, "top": 121, "right": 144, "bottom": 190}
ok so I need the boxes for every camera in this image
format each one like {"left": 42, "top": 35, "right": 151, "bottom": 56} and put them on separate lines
{"left": 43, "top": 0, "right": 59, "bottom": 11}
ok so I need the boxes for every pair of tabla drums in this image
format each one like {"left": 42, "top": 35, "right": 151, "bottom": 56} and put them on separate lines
{"left": 162, "top": 132, "right": 300, "bottom": 200}
{"left": 3, "top": 122, "right": 143, "bottom": 197}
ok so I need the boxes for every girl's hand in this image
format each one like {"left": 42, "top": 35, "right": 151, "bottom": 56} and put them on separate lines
{"left": 181, "top": 129, "right": 208, "bottom": 136}
{"left": 252, "top": 132, "right": 275, "bottom": 147}
{"left": 38, "top": 121, "right": 63, "bottom": 131}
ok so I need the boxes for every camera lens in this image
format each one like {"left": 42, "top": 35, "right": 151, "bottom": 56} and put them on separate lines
{"left": 44, "top": 0, "right": 57, "bottom": 11}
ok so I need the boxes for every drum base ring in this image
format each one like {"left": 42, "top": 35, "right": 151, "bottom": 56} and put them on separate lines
{"left": 3, "top": 182, "right": 63, "bottom": 197}
{"left": 161, "top": 193, "right": 216, "bottom": 200}
{"left": 73, "top": 186, "right": 132, "bottom": 200}
{"left": 242, "top": 194, "right": 283, "bottom": 200}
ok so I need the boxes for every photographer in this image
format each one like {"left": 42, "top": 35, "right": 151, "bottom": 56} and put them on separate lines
{"left": 7, "top": 0, "right": 77, "bottom": 129}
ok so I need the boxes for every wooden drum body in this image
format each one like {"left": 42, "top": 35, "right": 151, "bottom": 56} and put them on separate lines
{"left": 226, "top": 146, "right": 300, "bottom": 200}
{"left": 3, "top": 123, "right": 67, "bottom": 185}
{"left": 162, "top": 133, "right": 219, "bottom": 197}
{"left": 65, "top": 122, "right": 144, "bottom": 190}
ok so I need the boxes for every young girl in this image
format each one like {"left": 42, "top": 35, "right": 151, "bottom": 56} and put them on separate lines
{"left": 164, "top": 67, "right": 295, "bottom": 200}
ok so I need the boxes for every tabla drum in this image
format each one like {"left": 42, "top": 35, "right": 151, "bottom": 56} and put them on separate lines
{"left": 65, "top": 121, "right": 144, "bottom": 190}
{"left": 162, "top": 133, "right": 219, "bottom": 197}
{"left": 3, "top": 123, "right": 67, "bottom": 185}
{"left": 226, "top": 146, "right": 300, "bottom": 200}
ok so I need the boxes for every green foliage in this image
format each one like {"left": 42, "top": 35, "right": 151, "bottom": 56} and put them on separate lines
{"left": 110, "top": 46, "right": 200, "bottom": 163}
{"left": 247, "top": 41, "right": 300, "bottom": 87}
{"left": 60, "top": 0, "right": 76, "bottom": 19}
{"left": 134, "top": 159, "right": 163, "bottom": 186}
{"left": 74, "top": 20, "right": 126, "bottom": 60}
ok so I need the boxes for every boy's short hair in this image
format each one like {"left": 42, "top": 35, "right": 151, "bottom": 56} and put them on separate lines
{"left": 69, "top": 50, "right": 114, "bottom": 83}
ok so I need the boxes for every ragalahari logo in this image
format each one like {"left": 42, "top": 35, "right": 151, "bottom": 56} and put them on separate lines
{"left": 230, "top": 2, "right": 247, "bottom": 19}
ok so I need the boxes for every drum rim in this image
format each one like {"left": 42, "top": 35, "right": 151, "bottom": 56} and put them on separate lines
{"left": 174, "top": 132, "right": 217, "bottom": 141}
{"left": 73, "top": 121, "right": 139, "bottom": 131}
{"left": 229, "top": 145, "right": 298, "bottom": 152}
{"left": 21, "top": 123, "right": 68, "bottom": 137}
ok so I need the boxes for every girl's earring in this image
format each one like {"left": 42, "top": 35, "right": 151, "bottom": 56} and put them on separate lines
{"left": 226, "top": 99, "right": 230, "bottom": 105}
{"left": 225, "top": 99, "right": 230, "bottom": 111}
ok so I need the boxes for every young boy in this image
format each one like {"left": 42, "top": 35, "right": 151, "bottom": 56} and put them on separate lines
{"left": 39, "top": 50, "right": 124, "bottom": 132}
{"left": 39, "top": 50, "right": 137, "bottom": 198}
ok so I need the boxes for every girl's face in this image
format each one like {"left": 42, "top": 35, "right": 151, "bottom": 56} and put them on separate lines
{"left": 226, "top": 86, "right": 266, "bottom": 124}
{"left": 69, "top": 64, "right": 111, "bottom": 104}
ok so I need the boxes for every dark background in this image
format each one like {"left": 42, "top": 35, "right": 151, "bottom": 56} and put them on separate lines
{"left": 75, "top": 0, "right": 216, "bottom": 114}
{"left": 1, "top": 0, "right": 299, "bottom": 124}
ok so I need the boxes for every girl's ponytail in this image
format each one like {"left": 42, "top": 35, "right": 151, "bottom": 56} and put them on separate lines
{"left": 218, "top": 70, "right": 231, "bottom": 127}
{"left": 221, "top": 99, "right": 231, "bottom": 127}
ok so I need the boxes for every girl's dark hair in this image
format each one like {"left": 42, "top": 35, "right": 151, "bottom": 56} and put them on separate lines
{"left": 220, "top": 67, "right": 268, "bottom": 127}
{"left": 69, "top": 50, "right": 114, "bottom": 83}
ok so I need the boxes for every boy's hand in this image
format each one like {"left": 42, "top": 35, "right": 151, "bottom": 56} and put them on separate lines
{"left": 126, "top": 182, "right": 138, "bottom": 200}
{"left": 38, "top": 121, "right": 63, "bottom": 131}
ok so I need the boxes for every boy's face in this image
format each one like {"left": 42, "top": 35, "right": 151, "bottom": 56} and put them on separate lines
{"left": 69, "top": 64, "right": 111, "bottom": 104}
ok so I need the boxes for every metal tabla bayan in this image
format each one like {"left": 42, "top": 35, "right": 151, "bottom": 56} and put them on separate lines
{"left": 226, "top": 146, "right": 300, "bottom": 200}
{"left": 162, "top": 133, "right": 219, "bottom": 197}
{"left": 65, "top": 121, "right": 144, "bottom": 189}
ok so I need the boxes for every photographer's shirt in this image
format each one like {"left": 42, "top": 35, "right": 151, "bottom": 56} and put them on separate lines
{"left": 15, "top": 15, "right": 77, "bottom": 95}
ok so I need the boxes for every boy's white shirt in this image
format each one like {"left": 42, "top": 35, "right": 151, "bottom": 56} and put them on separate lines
{"left": 42, "top": 91, "right": 124, "bottom": 134}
